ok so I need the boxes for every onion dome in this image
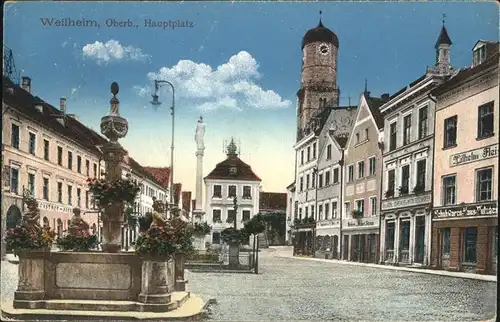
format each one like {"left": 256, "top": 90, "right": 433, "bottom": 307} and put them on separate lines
{"left": 302, "top": 12, "right": 339, "bottom": 49}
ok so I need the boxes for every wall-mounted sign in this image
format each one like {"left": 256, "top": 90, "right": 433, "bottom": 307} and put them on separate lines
{"left": 434, "top": 203, "right": 497, "bottom": 219}
{"left": 381, "top": 192, "right": 431, "bottom": 211}
{"left": 342, "top": 218, "right": 378, "bottom": 229}
{"left": 450, "top": 144, "right": 498, "bottom": 167}
{"left": 318, "top": 219, "right": 340, "bottom": 227}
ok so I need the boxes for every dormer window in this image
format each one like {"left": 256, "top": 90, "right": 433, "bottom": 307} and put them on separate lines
{"left": 229, "top": 167, "right": 237, "bottom": 175}
{"left": 473, "top": 45, "right": 487, "bottom": 67}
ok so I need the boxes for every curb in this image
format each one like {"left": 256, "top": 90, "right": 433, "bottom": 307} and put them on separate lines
{"left": 276, "top": 254, "right": 497, "bottom": 282}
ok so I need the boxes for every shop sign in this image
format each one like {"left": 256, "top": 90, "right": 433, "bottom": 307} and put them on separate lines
{"left": 343, "top": 218, "right": 378, "bottom": 228}
{"left": 39, "top": 201, "right": 73, "bottom": 214}
{"left": 296, "top": 228, "right": 313, "bottom": 232}
{"left": 318, "top": 219, "right": 340, "bottom": 227}
{"left": 450, "top": 144, "right": 498, "bottom": 167}
{"left": 381, "top": 192, "right": 431, "bottom": 211}
{"left": 434, "top": 203, "right": 497, "bottom": 219}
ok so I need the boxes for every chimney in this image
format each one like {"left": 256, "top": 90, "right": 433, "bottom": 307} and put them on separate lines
{"left": 381, "top": 93, "right": 390, "bottom": 102}
{"left": 35, "top": 104, "right": 43, "bottom": 113}
{"left": 60, "top": 97, "right": 67, "bottom": 114}
{"left": 21, "top": 77, "right": 31, "bottom": 93}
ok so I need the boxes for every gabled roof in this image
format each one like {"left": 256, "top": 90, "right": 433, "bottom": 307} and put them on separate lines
{"left": 143, "top": 167, "right": 171, "bottom": 189}
{"left": 182, "top": 191, "right": 191, "bottom": 212}
{"left": 317, "top": 105, "right": 358, "bottom": 156}
{"left": 259, "top": 192, "right": 287, "bottom": 212}
{"left": 3, "top": 76, "right": 108, "bottom": 156}
{"left": 128, "top": 157, "right": 165, "bottom": 188}
{"left": 205, "top": 155, "right": 261, "bottom": 182}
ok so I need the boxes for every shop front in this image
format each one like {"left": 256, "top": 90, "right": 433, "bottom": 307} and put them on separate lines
{"left": 342, "top": 217, "right": 379, "bottom": 263}
{"left": 431, "top": 202, "right": 497, "bottom": 275}
{"left": 315, "top": 219, "right": 340, "bottom": 259}
{"left": 292, "top": 223, "right": 316, "bottom": 256}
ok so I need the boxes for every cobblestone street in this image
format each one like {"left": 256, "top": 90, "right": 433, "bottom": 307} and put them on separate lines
{"left": 186, "top": 247, "right": 497, "bottom": 321}
{"left": 1, "top": 248, "right": 497, "bottom": 321}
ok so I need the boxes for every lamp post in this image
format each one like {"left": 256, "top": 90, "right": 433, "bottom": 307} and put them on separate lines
{"left": 150, "top": 80, "right": 176, "bottom": 212}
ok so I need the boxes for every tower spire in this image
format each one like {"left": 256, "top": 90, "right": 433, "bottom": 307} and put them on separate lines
{"left": 442, "top": 13, "right": 446, "bottom": 25}
{"left": 364, "top": 78, "right": 368, "bottom": 93}
{"left": 318, "top": 10, "right": 323, "bottom": 27}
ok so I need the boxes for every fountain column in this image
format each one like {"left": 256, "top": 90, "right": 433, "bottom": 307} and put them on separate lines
{"left": 100, "top": 82, "right": 129, "bottom": 253}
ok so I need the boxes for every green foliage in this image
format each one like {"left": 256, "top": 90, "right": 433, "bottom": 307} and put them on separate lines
{"left": 221, "top": 227, "right": 249, "bottom": 245}
{"left": 134, "top": 226, "right": 177, "bottom": 260}
{"left": 351, "top": 210, "right": 363, "bottom": 219}
{"left": 243, "top": 214, "right": 266, "bottom": 235}
{"left": 87, "top": 174, "right": 140, "bottom": 209}
{"left": 4, "top": 227, "right": 55, "bottom": 257}
{"left": 56, "top": 234, "right": 99, "bottom": 252}
{"left": 192, "top": 222, "right": 212, "bottom": 236}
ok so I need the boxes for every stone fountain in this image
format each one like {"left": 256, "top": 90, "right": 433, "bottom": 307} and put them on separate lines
{"left": 1, "top": 83, "right": 209, "bottom": 321}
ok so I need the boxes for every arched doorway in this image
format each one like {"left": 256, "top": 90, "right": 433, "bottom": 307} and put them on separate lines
{"left": 42, "top": 217, "right": 49, "bottom": 228}
{"left": 57, "top": 219, "right": 63, "bottom": 237}
{"left": 6, "top": 205, "right": 22, "bottom": 230}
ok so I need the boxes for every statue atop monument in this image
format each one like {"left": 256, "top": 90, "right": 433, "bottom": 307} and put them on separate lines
{"left": 195, "top": 116, "right": 205, "bottom": 151}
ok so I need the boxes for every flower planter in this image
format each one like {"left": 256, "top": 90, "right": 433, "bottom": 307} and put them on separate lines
{"left": 14, "top": 248, "right": 50, "bottom": 303}
{"left": 138, "top": 258, "right": 175, "bottom": 304}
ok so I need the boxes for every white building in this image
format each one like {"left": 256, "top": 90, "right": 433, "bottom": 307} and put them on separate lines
{"left": 203, "top": 139, "right": 261, "bottom": 249}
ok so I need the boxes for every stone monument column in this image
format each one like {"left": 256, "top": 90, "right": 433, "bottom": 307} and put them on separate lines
{"left": 193, "top": 117, "right": 205, "bottom": 215}
{"left": 100, "top": 82, "right": 129, "bottom": 253}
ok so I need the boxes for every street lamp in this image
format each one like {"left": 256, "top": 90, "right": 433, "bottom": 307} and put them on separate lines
{"left": 150, "top": 80, "right": 176, "bottom": 211}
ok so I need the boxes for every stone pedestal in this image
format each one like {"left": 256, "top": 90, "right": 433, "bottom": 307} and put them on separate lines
{"left": 228, "top": 243, "right": 240, "bottom": 269}
{"left": 138, "top": 259, "right": 174, "bottom": 304}
{"left": 174, "top": 253, "right": 187, "bottom": 291}
{"left": 14, "top": 249, "right": 48, "bottom": 304}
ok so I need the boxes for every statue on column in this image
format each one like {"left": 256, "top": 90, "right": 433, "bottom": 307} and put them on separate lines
{"left": 195, "top": 116, "right": 205, "bottom": 151}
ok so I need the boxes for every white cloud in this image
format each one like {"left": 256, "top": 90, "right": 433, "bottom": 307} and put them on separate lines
{"left": 82, "top": 40, "right": 150, "bottom": 64}
{"left": 141, "top": 51, "right": 291, "bottom": 111}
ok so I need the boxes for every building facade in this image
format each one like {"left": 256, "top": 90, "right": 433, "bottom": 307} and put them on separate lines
{"left": 285, "top": 182, "right": 295, "bottom": 245}
{"left": 379, "top": 25, "right": 453, "bottom": 267}
{"left": 430, "top": 40, "right": 498, "bottom": 275}
{"left": 204, "top": 140, "right": 261, "bottom": 249}
{"left": 2, "top": 76, "right": 105, "bottom": 254}
{"left": 342, "top": 92, "right": 386, "bottom": 263}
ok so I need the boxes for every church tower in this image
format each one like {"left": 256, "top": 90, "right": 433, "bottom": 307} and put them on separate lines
{"left": 434, "top": 16, "right": 453, "bottom": 75}
{"left": 297, "top": 12, "right": 340, "bottom": 141}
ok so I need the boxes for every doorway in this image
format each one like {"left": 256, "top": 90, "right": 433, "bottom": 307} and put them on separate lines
{"left": 343, "top": 235, "right": 349, "bottom": 260}
{"left": 414, "top": 216, "right": 426, "bottom": 263}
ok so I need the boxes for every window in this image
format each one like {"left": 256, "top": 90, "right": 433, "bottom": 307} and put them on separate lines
{"left": 311, "top": 173, "right": 316, "bottom": 188}
{"left": 85, "top": 160, "right": 90, "bottom": 176}
{"left": 356, "top": 199, "right": 364, "bottom": 214}
{"left": 306, "top": 174, "right": 310, "bottom": 189}
{"left": 43, "top": 140, "right": 50, "bottom": 161}
{"left": 212, "top": 209, "right": 221, "bottom": 222}
{"left": 301, "top": 150, "right": 304, "bottom": 164}
{"left": 243, "top": 186, "right": 251, "bottom": 199}
{"left": 444, "top": 116, "right": 457, "bottom": 148}
{"left": 242, "top": 210, "right": 250, "bottom": 221}
{"left": 355, "top": 133, "right": 360, "bottom": 143}
{"left": 403, "top": 114, "right": 412, "bottom": 145}
{"left": 326, "top": 144, "right": 332, "bottom": 159}
{"left": 473, "top": 45, "right": 486, "bottom": 66}
{"left": 332, "top": 201, "right": 337, "bottom": 218}
{"left": 305, "top": 207, "right": 308, "bottom": 218}
{"left": 311, "top": 205, "right": 315, "bottom": 219}
{"left": 365, "top": 128, "right": 369, "bottom": 140}
{"left": 67, "top": 151, "right": 73, "bottom": 170}
{"left": 93, "top": 163, "right": 97, "bottom": 178}
{"left": 400, "top": 165, "right": 410, "bottom": 194}
{"left": 325, "top": 171, "right": 331, "bottom": 186}
{"left": 348, "top": 165, "right": 354, "bottom": 182}
{"left": 57, "top": 182, "right": 63, "bottom": 203}
{"left": 77, "top": 188, "right": 81, "bottom": 207}
{"left": 387, "top": 169, "right": 395, "bottom": 196}
{"left": 416, "top": 159, "right": 426, "bottom": 190}
{"left": 85, "top": 191, "right": 89, "bottom": 209}
{"left": 400, "top": 220, "right": 410, "bottom": 250}
{"left": 441, "top": 228, "right": 451, "bottom": 255}
{"left": 43, "top": 178, "right": 49, "bottom": 200}
{"left": 57, "top": 146, "right": 63, "bottom": 166}
{"left": 300, "top": 177, "right": 304, "bottom": 192}
{"left": 318, "top": 205, "right": 323, "bottom": 221}
{"left": 477, "top": 102, "right": 494, "bottom": 139}
{"left": 358, "top": 161, "right": 365, "bottom": 179}
{"left": 389, "top": 122, "right": 397, "bottom": 151}
{"left": 370, "top": 197, "right": 377, "bottom": 217}
{"left": 77, "top": 156, "right": 82, "bottom": 173}
{"left": 10, "top": 168, "right": 19, "bottom": 194}
{"left": 463, "top": 227, "right": 477, "bottom": 264}
{"left": 29, "top": 133, "right": 36, "bottom": 155}
{"left": 318, "top": 174, "right": 323, "bottom": 188}
{"left": 67, "top": 185, "right": 73, "bottom": 205}
{"left": 418, "top": 106, "right": 428, "bottom": 139}
{"left": 313, "top": 143, "right": 317, "bottom": 159}
{"left": 11, "top": 124, "right": 20, "bottom": 149}
{"left": 28, "top": 173, "right": 35, "bottom": 196}
{"left": 213, "top": 185, "right": 222, "bottom": 198}
{"left": 325, "top": 203, "right": 330, "bottom": 220}
{"left": 212, "top": 232, "right": 221, "bottom": 244}
{"left": 476, "top": 168, "right": 493, "bottom": 201}
{"left": 299, "top": 208, "right": 302, "bottom": 219}
{"left": 369, "top": 157, "right": 376, "bottom": 176}
{"left": 333, "top": 168, "right": 339, "bottom": 183}
{"left": 443, "top": 175, "right": 456, "bottom": 205}
{"left": 386, "top": 222, "right": 395, "bottom": 250}
{"left": 307, "top": 146, "right": 311, "bottom": 162}
{"left": 227, "top": 209, "right": 236, "bottom": 222}
{"left": 344, "top": 202, "right": 351, "bottom": 218}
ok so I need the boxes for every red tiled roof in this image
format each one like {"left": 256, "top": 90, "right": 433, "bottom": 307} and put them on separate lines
{"left": 173, "top": 183, "right": 182, "bottom": 205}
{"left": 205, "top": 155, "right": 261, "bottom": 182}
{"left": 128, "top": 157, "right": 165, "bottom": 188}
{"left": 259, "top": 192, "right": 287, "bottom": 212}
{"left": 182, "top": 191, "right": 191, "bottom": 212}
{"left": 143, "top": 167, "right": 171, "bottom": 189}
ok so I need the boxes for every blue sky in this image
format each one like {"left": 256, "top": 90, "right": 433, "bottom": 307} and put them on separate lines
{"left": 3, "top": 1, "right": 498, "bottom": 194}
